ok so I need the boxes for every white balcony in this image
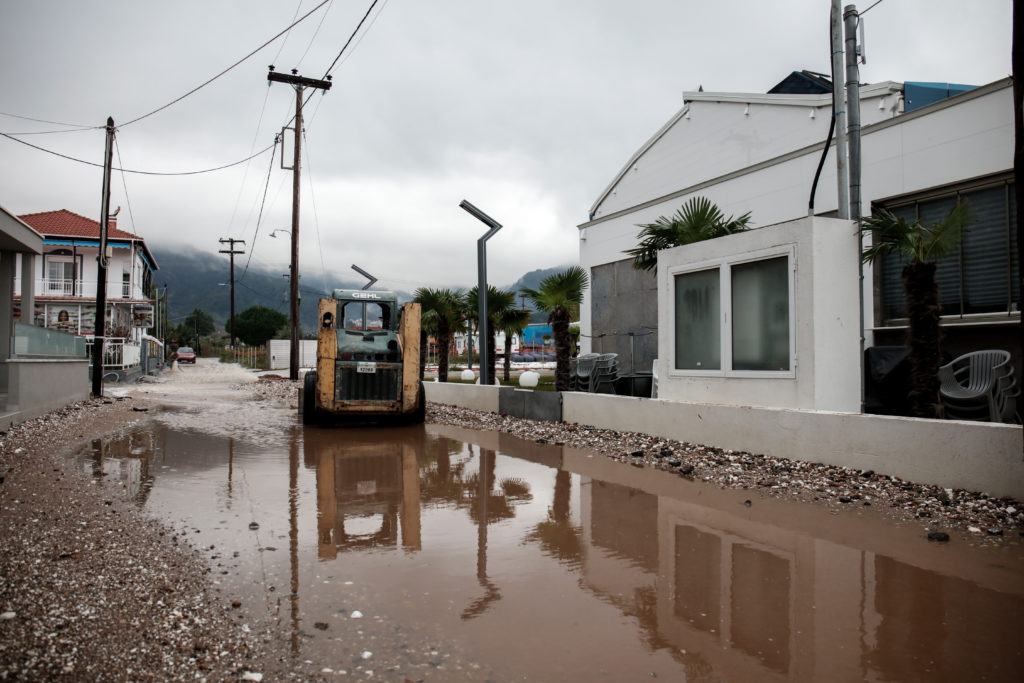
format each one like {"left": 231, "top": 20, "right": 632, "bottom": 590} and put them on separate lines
{"left": 26, "top": 278, "right": 139, "bottom": 300}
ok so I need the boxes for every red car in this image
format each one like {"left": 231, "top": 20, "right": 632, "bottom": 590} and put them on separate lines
{"left": 175, "top": 346, "right": 196, "bottom": 364}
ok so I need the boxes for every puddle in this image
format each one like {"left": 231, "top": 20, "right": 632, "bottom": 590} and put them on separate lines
{"left": 77, "top": 371, "right": 1024, "bottom": 680}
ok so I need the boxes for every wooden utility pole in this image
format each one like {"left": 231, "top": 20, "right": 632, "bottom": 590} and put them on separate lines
{"left": 267, "top": 67, "right": 331, "bottom": 379}
{"left": 91, "top": 117, "right": 115, "bottom": 397}
{"left": 218, "top": 238, "right": 245, "bottom": 348}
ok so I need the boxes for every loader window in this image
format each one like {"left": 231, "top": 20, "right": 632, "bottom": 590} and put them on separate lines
{"left": 341, "top": 301, "right": 393, "bottom": 331}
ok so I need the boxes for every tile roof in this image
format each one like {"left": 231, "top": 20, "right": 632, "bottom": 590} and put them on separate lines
{"left": 17, "top": 209, "right": 142, "bottom": 241}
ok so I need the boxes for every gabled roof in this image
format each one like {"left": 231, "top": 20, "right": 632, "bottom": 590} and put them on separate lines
{"left": 18, "top": 209, "right": 158, "bottom": 270}
{"left": 18, "top": 209, "right": 142, "bottom": 241}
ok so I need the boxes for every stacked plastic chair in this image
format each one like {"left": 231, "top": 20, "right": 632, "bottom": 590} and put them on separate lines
{"left": 572, "top": 353, "right": 598, "bottom": 391}
{"left": 591, "top": 353, "right": 619, "bottom": 393}
{"left": 938, "top": 349, "right": 1019, "bottom": 423}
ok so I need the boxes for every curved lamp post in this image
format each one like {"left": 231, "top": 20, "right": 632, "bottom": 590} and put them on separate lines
{"left": 459, "top": 200, "right": 502, "bottom": 387}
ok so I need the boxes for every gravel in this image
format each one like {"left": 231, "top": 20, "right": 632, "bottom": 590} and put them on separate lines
{"left": 2, "top": 376, "right": 1019, "bottom": 680}
{"left": 0, "top": 396, "right": 277, "bottom": 681}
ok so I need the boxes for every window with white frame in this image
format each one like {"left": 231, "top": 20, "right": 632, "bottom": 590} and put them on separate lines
{"left": 673, "top": 251, "right": 793, "bottom": 374}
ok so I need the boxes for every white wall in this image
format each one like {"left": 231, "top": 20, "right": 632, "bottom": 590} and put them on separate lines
{"left": 656, "top": 217, "right": 860, "bottom": 412}
{"left": 578, "top": 79, "right": 1014, "bottom": 353}
{"left": 594, "top": 84, "right": 903, "bottom": 219}
{"left": 423, "top": 383, "right": 1024, "bottom": 500}
{"left": 563, "top": 392, "right": 1024, "bottom": 501}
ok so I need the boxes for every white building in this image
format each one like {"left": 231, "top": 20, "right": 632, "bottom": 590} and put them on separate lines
{"left": 14, "top": 209, "right": 161, "bottom": 373}
{"left": 577, "top": 74, "right": 1015, "bottom": 412}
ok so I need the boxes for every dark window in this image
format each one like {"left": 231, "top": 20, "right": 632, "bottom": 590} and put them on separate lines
{"left": 878, "top": 178, "right": 1017, "bottom": 322}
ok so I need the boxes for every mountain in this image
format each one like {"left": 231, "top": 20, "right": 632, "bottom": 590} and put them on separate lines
{"left": 158, "top": 248, "right": 572, "bottom": 331}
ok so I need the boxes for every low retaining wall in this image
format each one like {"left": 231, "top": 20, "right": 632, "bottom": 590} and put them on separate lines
{"left": 424, "top": 381, "right": 500, "bottom": 413}
{"left": 424, "top": 383, "right": 1024, "bottom": 500}
{"left": 1, "top": 358, "right": 90, "bottom": 427}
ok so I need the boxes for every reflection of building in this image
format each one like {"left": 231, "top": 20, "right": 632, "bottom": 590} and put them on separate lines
{"left": 307, "top": 428, "right": 422, "bottom": 559}
{"left": 574, "top": 456, "right": 1024, "bottom": 680}
{"left": 14, "top": 209, "right": 163, "bottom": 376}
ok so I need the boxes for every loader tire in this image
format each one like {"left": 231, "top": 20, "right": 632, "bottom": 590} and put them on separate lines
{"left": 301, "top": 371, "right": 318, "bottom": 425}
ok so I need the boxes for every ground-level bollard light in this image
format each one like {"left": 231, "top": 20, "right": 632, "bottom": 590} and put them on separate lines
{"left": 459, "top": 200, "right": 502, "bottom": 387}
{"left": 519, "top": 370, "right": 539, "bottom": 388}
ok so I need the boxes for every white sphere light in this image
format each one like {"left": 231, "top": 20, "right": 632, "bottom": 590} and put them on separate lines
{"left": 461, "top": 369, "right": 476, "bottom": 382}
{"left": 519, "top": 370, "right": 540, "bottom": 388}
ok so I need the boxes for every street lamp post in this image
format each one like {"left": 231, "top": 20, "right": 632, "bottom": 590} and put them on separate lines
{"left": 459, "top": 200, "right": 502, "bottom": 387}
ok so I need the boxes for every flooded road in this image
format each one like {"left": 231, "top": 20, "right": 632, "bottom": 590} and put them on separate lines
{"left": 82, "top": 363, "right": 1024, "bottom": 680}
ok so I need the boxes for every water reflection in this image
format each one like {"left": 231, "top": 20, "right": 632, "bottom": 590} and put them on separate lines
{"left": 78, "top": 421, "right": 1024, "bottom": 680}
{"left": 307, "top": 426, "right": 425, "bottom": 556}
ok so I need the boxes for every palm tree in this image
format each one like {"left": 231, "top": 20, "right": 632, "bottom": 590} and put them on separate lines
{"left": 521, "top": 266, "right": 589, "bottom": 391}
{"left": 625, "top": 196, "right": 752, "bottom": 271}
{"left": 466, "top": 286, "right": 518, "bottom": 384}
{"left": 413, "top": 287, "right": 464, "bottom": 382}
{"left": 497, "top": 306, "right": 532, "bottom": 382}
{"left": 861, "top": 202, "right": 970, "bottom": 418}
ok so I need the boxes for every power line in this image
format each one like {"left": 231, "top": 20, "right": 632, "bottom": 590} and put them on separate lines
{"left": 113, "top": 138, "right": 138, "bottom": 234}
{"left": 860, "top": 0, "right": 885, "bottom": 15}
{"left": 297, "top": 0, "right": 337, "bottom": 69}
{"left": 322, "top": 0, "right": 381, "bottom": 77}
{"left": 301, "top": 127, "right": 330, "bottom": 296}
{"left": 272, "top": 0, "right": 306, "bottom": 66}
{"left": 119, "top": 0, "right": 332, "bottom": 128}
{"left": 0, "top": 111, "right": 97, "bottom": 130}
{"left": 1, "top": 131, "right": 275, "bottom": 176}
{"left": 278, "top": 0, "right": 386, "bottom": 133}
{"left": 240, "top": 136, "right": 279, "bottom": 281}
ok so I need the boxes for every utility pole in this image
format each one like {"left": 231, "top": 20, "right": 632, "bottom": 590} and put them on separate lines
{"left": 91, "top": 117, "right": 115, "bottom": 397}
{"left": 831, "top": 0, "right": 849, "bottom": 219}
{"left": 218, "top": 238, "right": 245, "bottom": 348}
{"left": 267, "top": 66, "right": 331, "bottom": 379}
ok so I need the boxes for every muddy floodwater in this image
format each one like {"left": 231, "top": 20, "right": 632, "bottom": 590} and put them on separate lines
{"left": 81, "top": 364, "right": 1024, "bottom": 681}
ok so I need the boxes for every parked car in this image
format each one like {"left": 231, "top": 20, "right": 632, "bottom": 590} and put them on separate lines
{"left": 175, "top": 346, "right": 196, "bottom": 364}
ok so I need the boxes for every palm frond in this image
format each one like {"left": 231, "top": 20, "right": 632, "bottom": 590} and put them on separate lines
{"left": 626, "top": 196, "right": 752, "bottom": 271}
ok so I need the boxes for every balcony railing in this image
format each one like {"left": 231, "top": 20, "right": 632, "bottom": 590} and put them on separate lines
{"left": 85, "top": 337, "right": 141, "bottom": 369}
{"left": 23, "top": 279, "right": 142, "bottom": 300}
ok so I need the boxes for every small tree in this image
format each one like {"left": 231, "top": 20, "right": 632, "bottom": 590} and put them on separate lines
{"left": 521, "top": 266, "right": 589, "bottom": 391}
{"left": 234, "top": 306, "right": 289, "bottom": 347}
{"left": 185, "top": 309, "right": 216, "bottom": 336}
{"left": 626, "top": 196, "right": 751, "bottom": 271}
{"left": 861, "top": 202, "right": 970, "bottom": 417}
{"left": 414, "top": 287, "right": 465, "bottom": 382}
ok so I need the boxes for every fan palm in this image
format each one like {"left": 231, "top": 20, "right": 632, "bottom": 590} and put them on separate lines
{"left": 521, "top": 266, "right": 589, "bottom": 391}
{"left": 413, "top": 287, "right": 464, "bottom": 382}
{"left": 861, "top": 202, "right": 970, "bottom": 417}
{"left": 626, "top": 196, "right": 752, "bottom": 271}
{"left": 466, "top": 286, "right": 518, "bottom": 384}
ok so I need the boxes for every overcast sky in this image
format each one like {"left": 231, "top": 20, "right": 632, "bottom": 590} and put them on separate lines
{"left": 0, "top": 0, "right": 1012, "bottom": 292}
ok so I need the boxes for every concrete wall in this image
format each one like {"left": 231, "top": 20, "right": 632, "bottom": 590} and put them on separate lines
{"left": 424, "top": 383, "right": 1024, "bottom": 499}
{"left": 1, "top": 358, "right": 90, "bottom": 427}
{"left": 589, "top": 259, "right": 657, "bottom": 375}
{"left": 424, "top": 381, "right": 500, "bottom": 413}
{"left": 563, "top": 392, "right": 1024, "bottom": 500}
{"left": 656, "top": 216, "right": 861, "bottom": 412}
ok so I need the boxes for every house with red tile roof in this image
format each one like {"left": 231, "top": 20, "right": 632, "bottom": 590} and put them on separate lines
{"left": 13, "top": 209, "right": 161, "bottom": 374}
{"left": 2, "top": 204, "right": 92, "bottom": 425}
